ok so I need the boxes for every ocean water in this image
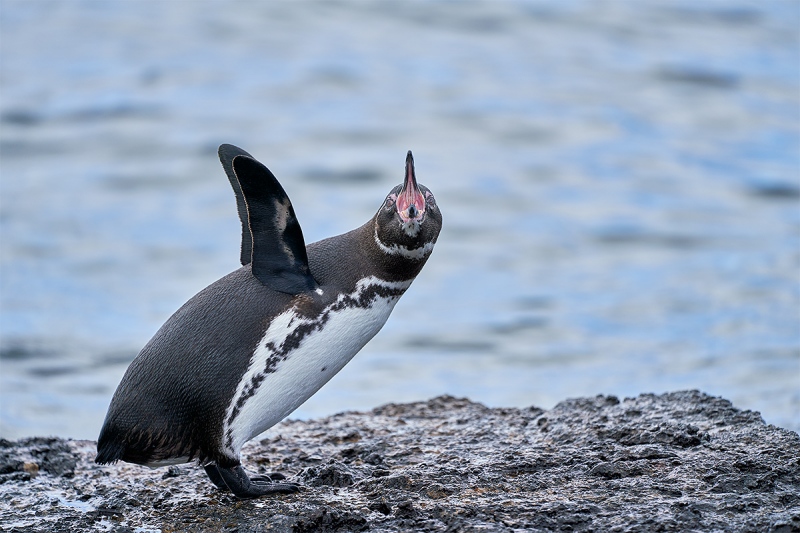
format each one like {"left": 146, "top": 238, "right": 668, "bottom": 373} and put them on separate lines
{"left": 1, "top": 0, "right": 798, "bottom": 440}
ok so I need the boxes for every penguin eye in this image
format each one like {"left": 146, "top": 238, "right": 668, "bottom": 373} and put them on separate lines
{"left": 424, "top": 191, "right": 436, "bottom": 207}
{"left": 384, "top": 195, "right": 396, "bottom": 209}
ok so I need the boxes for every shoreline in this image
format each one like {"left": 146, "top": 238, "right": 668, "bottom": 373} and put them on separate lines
{"left": 2, "top": 391, "right": 798, "bottom": 532}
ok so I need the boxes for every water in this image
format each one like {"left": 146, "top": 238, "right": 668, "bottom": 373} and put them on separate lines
{"left": 1, "top": 0, "right": 798, "bottom": 440}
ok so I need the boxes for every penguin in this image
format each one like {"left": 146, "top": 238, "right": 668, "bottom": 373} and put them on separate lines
{"left": 95, "top": 145, "right": 442, "bottom": 499}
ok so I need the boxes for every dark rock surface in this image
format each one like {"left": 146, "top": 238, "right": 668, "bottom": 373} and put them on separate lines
{"left": 1, "top": 391, "right": 798, "bottom": 532}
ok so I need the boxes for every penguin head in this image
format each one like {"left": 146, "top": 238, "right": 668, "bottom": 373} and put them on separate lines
{"left": 373, "top": 151, "right": 442, "bottom": 262}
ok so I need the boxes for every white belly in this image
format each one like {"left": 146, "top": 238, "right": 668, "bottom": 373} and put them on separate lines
{"left": 222, "top": 276, "right": 412, "bottom": 456}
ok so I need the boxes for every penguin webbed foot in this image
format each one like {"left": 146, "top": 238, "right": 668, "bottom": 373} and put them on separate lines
{"left": 204, "top": 464, "right": 299, "bottom": 498}
{"left": 204, "top": 463, "right": 229, "bottom": 490}
{"left": 251, "top": 472, "right": 287, "bottom": 482}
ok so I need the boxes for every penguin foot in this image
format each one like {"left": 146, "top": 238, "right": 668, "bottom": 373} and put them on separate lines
{"left": 205, "top": 464, "right": 299, "bottom": 498}
{"left": 251, "top": 472, "right": 287, "bottom": 482}
{"left": 204, "top": 463, "right": 229, "bottom": 490}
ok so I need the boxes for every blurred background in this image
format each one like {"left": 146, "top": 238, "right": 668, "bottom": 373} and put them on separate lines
{"left": 1, "top": 0, "right": 798, "bottom": 440}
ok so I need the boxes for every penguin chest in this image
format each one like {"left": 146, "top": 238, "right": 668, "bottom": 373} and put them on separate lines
{"left": 222, "top": 276, "right": 412, "bottom": 456}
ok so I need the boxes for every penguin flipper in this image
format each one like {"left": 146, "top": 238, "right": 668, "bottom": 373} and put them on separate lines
{"left": 232, "top": 154, "right": 319, "bottom": 294}
{"left": 218, "top": 144, "right": 255, "bottom": 266}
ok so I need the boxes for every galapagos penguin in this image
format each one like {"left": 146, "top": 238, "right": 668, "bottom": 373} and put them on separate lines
{"left": 96, "top": 145, "right": 442, "bottom": 499}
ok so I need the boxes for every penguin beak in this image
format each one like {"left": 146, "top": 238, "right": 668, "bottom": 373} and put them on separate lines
{"left": 397, "top": 151, "right": 426, "bottom": 223}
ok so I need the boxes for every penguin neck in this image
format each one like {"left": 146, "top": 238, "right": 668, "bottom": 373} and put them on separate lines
{"left": 364, "top": 219, "right": 431, "bottom": 282}
{"left": 306, "top": 220, "right": 431, "bottom": 289}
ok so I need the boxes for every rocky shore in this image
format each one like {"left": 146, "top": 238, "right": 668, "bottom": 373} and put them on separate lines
{"left": 1, "top": 391, "right": 798, "bottom": 532}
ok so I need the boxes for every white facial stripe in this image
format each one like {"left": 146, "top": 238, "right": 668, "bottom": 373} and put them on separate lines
{"left": 374, "top": 226, "right": 434, "bottom": 259}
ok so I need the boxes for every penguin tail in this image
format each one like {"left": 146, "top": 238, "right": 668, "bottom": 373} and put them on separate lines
{"left": 95, "top": 422, "right": 198, "bottom": 466}
{"left": 95, "top": 434, "right": 125, "bottom": 465}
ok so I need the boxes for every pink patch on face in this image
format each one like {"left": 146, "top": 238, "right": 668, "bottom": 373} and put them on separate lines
{"left": 397, "top": 188, "right": 426, "bottom": 220}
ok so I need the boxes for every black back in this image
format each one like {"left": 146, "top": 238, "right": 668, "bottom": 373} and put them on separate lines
{"left": 96, "top": 269, "right": 295, "bottom": 467}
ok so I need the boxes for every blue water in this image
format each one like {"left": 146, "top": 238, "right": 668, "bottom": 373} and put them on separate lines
{"left": 1, "top": 0, "right": 798, "bottom": 439}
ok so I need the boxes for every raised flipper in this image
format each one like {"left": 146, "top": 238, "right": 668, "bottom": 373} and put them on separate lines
{"left": 232, "top": 154, "right": 319, "bottom": 294}
{"left": 218, "top": 144, "right": 255, "bottom": 266}
{"left": 206, "top": 463, "right": 299, "bottom": 499}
